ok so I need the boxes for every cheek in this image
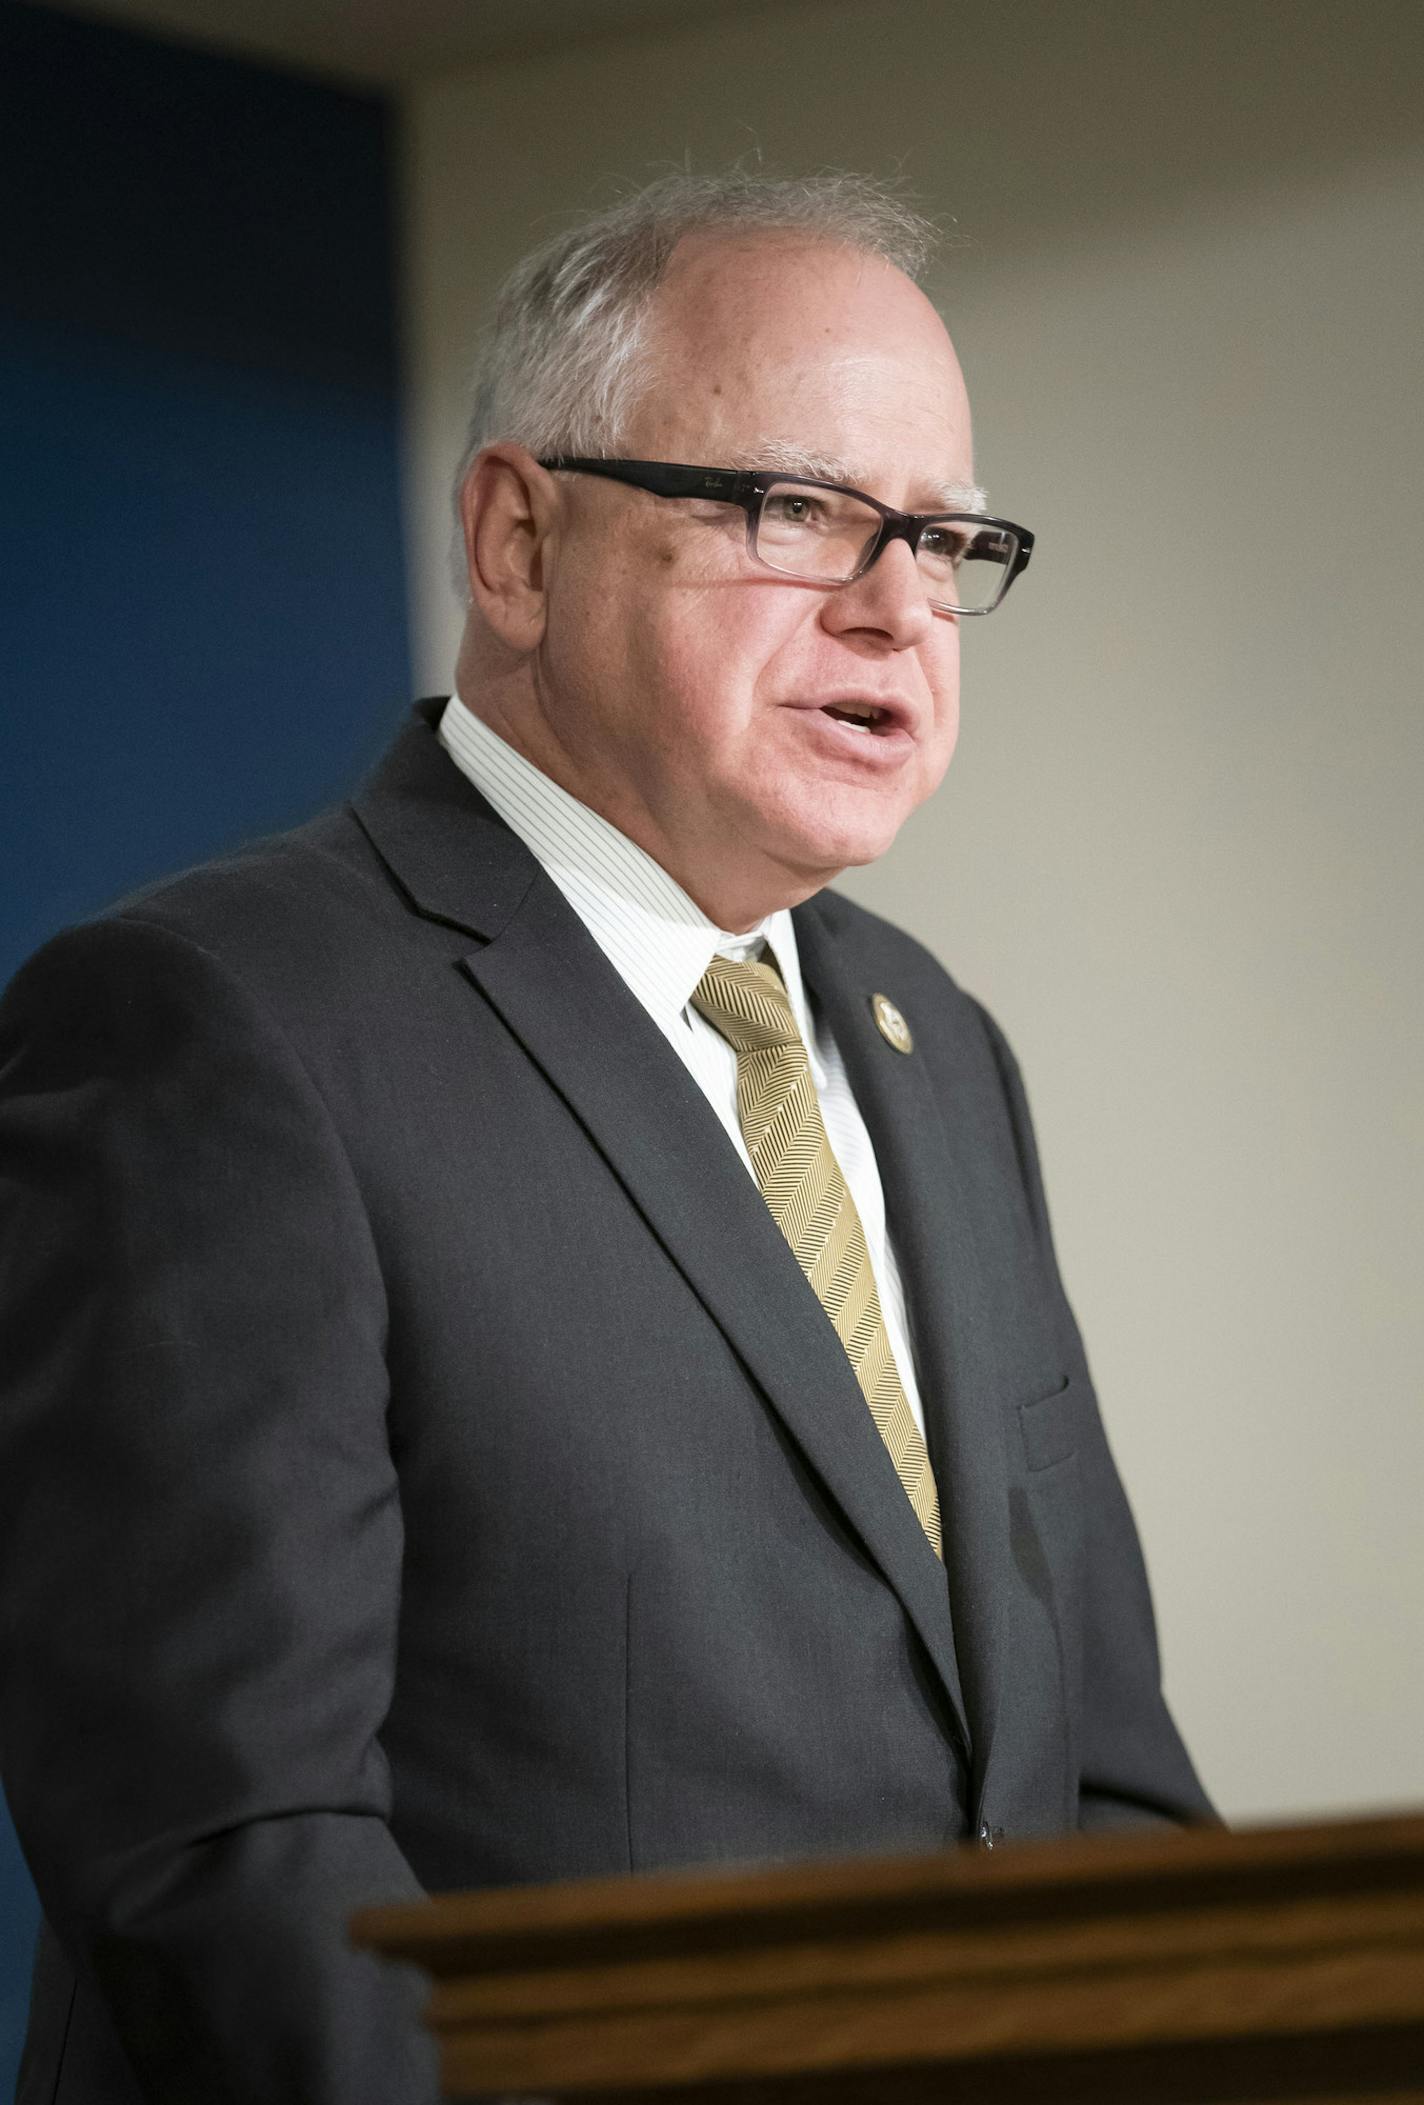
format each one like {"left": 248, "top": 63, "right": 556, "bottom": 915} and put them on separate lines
{"left": 655, "top": 598, "right": 791, "bottom": 736}
{"left": 933, "top": 633, "right": 962, "bottom": 740}
{"left": 911, "top": 637, "right": 962, "bottom": 791}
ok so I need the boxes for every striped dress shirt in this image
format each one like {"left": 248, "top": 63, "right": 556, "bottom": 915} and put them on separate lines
{"left": 437, "top": 694, "right": 928, "bottom": 1440}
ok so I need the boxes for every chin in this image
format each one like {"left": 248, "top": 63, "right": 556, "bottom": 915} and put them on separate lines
{"left": 809, "top": 791, "right": 915, "bottom": 865}
{"left": 770, "top": 813, "right": 909, "bottom": 886}
{"left": 724, "top": 774, "right": 920, "bottom": 900}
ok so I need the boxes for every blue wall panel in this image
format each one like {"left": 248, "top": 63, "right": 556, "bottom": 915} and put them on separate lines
{"left": 0, "top": 4, "right": 413, "bottom": 2087}
{"left": 2, "top": 314, "right": 412, "bottom": 969}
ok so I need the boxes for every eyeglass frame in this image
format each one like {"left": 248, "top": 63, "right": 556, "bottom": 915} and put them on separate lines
{"left": 538, "top": 455, "right": 1034, "bottom": 615}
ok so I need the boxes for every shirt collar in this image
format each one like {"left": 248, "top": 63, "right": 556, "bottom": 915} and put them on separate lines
{"left": 437, "top": 694, "right": 821, "bottom": 1064}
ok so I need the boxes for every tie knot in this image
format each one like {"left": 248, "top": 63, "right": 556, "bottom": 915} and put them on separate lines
{"left": 691, "top": 954, "right": 804, "bottom": 1057}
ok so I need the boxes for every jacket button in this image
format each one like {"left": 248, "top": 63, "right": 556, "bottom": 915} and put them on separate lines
{"left": 978, "top": 1822, "right": 1004, "bottom": 1850}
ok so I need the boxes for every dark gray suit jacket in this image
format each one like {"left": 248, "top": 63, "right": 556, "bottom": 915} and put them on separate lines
{"left": 0, "top": 702, "right": 1210, "bottom": 2104}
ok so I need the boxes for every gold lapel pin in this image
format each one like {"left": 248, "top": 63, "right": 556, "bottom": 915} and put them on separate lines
{"left": 871, "top": 993, "right": 913, "bottom": 1054}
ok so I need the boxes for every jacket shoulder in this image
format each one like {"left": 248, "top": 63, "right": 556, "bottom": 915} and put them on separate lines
{"left": 110, "top": 804, "right": 392, "bottom": 951}
{"left": 4, "top": 803, "right": 404, "bottom": 1019}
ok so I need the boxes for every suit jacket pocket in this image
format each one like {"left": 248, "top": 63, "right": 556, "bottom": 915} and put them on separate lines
{"left": 1017, "top": 1374, "right": 1092, "bottom": 1472}
{"left": 1012, "top": 1378, "right": 1093, "bottom": 1762}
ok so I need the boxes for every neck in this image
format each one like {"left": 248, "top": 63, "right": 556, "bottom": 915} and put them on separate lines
{"left": 453, "top": 664, "right": 836, "bottom": 935}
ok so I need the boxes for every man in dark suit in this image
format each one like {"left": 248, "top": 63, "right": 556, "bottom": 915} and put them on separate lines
{"left": 0, "top": 172, "right": 1211, "bottom": 2105}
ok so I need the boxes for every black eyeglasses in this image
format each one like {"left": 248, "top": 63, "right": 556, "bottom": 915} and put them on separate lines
{"left": 539, "top": 457, "right": 1034, "bottom": 616}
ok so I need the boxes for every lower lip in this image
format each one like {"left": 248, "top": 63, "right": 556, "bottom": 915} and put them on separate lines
{"left": 790, "top": 708, "right": 915, "bottom": 766}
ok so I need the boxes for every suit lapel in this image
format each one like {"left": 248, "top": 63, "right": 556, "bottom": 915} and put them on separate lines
{"left": 353, "top": 709, "right": 970, "bottom": 1753}
{"left": 794, "top": 895, "right": 1024, "bottom": 1819}
{"left": 466, "top": 887, "right": 972, "bottom": 1758}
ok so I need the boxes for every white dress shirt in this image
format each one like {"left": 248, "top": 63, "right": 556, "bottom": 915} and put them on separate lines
{"left": 437, "top": 694, "right": 927, "bottom": 1438}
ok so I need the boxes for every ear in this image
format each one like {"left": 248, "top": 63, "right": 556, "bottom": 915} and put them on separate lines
{"left": 458, "top": 444, "right": 559, "bottom": 652}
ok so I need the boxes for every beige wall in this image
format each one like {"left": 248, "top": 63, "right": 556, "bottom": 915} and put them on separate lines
{"left": 398, "top": 0, "right": 1424, "bottom": 1824}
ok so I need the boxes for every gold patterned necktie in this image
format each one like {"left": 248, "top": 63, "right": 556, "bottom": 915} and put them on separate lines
{"left": 691, "top": 953, "right": 943, "bottom": 1558}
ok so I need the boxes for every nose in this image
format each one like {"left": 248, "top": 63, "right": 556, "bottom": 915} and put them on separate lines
{"left": 818, "top": 535, "right": 938, "bottom": 651}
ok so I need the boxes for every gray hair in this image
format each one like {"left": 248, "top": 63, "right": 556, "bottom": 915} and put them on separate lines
{"left": 450, "top": 169, "right": 940, "bottom": 591}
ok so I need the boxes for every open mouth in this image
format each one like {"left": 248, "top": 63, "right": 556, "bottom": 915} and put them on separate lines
{"left": 821, "top": 702, "right": 892, "bottom": 733}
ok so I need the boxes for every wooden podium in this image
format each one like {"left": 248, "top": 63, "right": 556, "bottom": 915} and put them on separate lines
{"left": 352, "top": 1812, "right": 1424, "bottom": 2102}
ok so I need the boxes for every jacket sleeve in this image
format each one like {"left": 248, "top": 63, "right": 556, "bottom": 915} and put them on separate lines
{"left": 0, "top": 914, "right": 438, "bottom": 2103}
{"left": 973, "top": 997, "right": 1218, "bottom": 1831}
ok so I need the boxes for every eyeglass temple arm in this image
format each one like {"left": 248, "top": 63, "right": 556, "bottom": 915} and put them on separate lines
{"left": 539, "top": 458, "right": 761, "bottom": 503}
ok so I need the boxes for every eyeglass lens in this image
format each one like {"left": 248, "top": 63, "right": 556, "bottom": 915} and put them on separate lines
{"left": 753, "top": 482, "right": 1015, "bottom": 613}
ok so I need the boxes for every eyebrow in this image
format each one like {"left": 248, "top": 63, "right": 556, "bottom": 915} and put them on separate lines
{"left": 732, "top": 439, "right": 988, "bottom": 515}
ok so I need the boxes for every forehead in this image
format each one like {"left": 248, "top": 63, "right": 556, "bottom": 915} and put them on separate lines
{"left": 626, "top": 233, "right": 973, "bottom": 496}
